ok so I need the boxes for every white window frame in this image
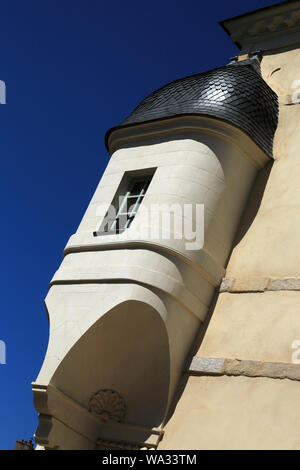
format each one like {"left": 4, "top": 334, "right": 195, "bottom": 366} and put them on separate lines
{"left": 94, "top": 172, "right": 154, "bottom": 236}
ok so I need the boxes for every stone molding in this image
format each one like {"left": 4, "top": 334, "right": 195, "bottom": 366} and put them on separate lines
{"left": 221, "top": 1, "right": 300, "bottom": 52}
{"left": 32, "top": 383, "right": 163, "bottom": 449}
{"left": 219, "top": 276, "right": 300, "bottom": 293}
{"left": 106, "top": 115, "right": 269, "bottom": 169}
{"left": 62, "top": 237, "right": 224, "bottom": 289}
{"left": 96, "top": 438, "right": 156, "bottom": 451}
{"left": 188, "top": 356, "right": 300, "bottom": 382}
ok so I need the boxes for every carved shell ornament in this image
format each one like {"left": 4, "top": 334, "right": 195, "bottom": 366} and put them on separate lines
{"left": 88, "top": 389, "right": 126, "bottom": 423}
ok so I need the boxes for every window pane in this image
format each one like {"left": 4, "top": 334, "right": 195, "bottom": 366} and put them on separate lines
{"left": 130, "top": 180, "right": 147, "bottom": 195}
{"left": 127, "top": 197, "right": 140, "bottom": 214}
{"left": 95, "top": 171, "right": 155, "bottom": 236}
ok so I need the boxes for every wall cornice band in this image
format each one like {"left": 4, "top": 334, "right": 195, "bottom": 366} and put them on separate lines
{"left": 221, "top": 0, "right": 300, "bottom": 53}
{"left": 188, "top": 356, "right": 300, "bottom": 382}
{"left": 106, "top": 115, "right": 270, "bottom": 169}
{"left": 219, "top": 276, "right": 300, "bottom": 293}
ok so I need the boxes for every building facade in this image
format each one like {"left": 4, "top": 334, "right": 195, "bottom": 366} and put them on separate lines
{"left": 32, "top": 1, "right": 300, "bottom": 449}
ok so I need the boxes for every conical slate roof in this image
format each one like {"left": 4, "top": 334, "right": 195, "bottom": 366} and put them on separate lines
{"left": 106, "top": 64, "right": 278, "bottom": 157}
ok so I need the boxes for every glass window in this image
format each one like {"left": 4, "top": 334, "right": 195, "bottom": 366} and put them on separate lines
{"left": 94, "top": 173, "right": 153, "bottom": 236}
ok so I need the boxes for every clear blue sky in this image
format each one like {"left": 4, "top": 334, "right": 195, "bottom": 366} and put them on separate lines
{"left": 0, "top": 0, "right": 281, "bottom": 449}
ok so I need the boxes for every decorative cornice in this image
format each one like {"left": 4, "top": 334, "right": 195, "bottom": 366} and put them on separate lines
{"left": 221, "top": 1, "right": 300, "bottom": 53}
{"left": 231, "top": 11, "right": 300, "bottom": 41}
{"left": 106, "top": 115, "right": 270, "bottom": 169}
{"left": 62, "top": 232, "right": 226, "bottom": 289}
{"left": 96, "top": 438, "right": 156, "bottom": 450}
{"left": 32, "top": 383, "right": 163, "bottom": 449}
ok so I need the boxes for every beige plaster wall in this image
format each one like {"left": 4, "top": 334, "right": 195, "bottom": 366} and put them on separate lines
{"left": 227, "top": 48, "right": 300, "bottom": 279}
{"left": 160, "top": 375, "right": 300, "bottom": 450}
{"left": 194, "top": 48, "right": 300, "bottom": 363}
{"left": 198, "top": 291, "right": 300, "bottom": 364}
{"left": 193, "top": 48, "right": 300, "bottom": 355}
{"left": 160, "top": 45, "right": 300, "bottom": 450}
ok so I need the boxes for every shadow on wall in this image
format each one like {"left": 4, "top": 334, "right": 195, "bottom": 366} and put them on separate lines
{"left": 164, "top": 159, "right": 274, "bottom": 425}
{"left": 51, "top": 300, "right": 170, "bottom": 430}
{"left": 230, "top": 160, "right": 273, "bottom": 250}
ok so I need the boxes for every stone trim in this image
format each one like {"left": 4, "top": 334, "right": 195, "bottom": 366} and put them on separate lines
{"left": 188, "top": 357, "right": 300, "bottom": 382}
{"left": 219, "top": 276, "right": 300, "bottom": 293}
{"left": 221, "top": 1, "right": 300, "bottom": 53}
{"left": 106, "top": 115, "right": 269, "bottom": 169}
{"left": 32, "top": 383, "right": 163, "bottom": 449}
{"left": 96, "top": 438, "right": 156, "bottom": 450}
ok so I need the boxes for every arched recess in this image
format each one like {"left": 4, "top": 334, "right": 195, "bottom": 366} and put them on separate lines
{"left": 50, "top": 299, "right": 170, "bottom": 429}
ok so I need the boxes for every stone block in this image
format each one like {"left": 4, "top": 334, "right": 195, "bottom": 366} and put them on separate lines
{"left": 231, "top": 277, "right": 269, "bottom": 292}
{"left": 269, "top": 277, "right": 300, "bottom": 291}
{"left": 189, "top": 357, "right": 225, "bottom": 375}
{"left": 219, "top": 278, "right": 234, "bottom": 292}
